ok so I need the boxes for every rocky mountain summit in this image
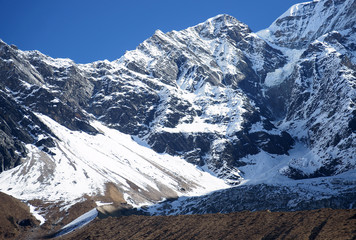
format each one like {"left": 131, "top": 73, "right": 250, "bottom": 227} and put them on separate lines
{"left": 0, "top": 0, "right": 355, "bottom": 223}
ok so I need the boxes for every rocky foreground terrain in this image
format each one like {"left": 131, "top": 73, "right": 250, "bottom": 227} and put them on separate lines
{"left": 1, "top": 191, "right": 355, "bottom": 240}
{"left": 0, "top": 192, "right": 39, "bottom": 239}
{"left": 56, "top": 209, "right": 356, "bottom": 240}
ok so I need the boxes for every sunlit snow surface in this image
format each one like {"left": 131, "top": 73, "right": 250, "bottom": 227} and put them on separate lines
{"left": 263, "top": 48, "right": 304, "bottom": 87}
{"left": 257, "top": 0, "right": 355, "bottom": 49}
{"left": 29, "top": 204, "right": 46, "bottom": 225}
{"left": 0, "top": 114, "right": 228, "bottom": 209}
{"left": 55, "top": 208, "right": 98, "bottom": 237}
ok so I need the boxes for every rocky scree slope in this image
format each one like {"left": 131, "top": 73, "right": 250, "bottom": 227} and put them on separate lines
{"left": 0, "top": 0, "right": 355, "bottom": 216}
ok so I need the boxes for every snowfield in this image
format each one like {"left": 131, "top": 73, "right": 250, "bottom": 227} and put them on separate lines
{"left": 0, "top": 113, "right": 229, "bottom": 210}
{"left": 54, "top": 208, "right": 98, "bottom": 237}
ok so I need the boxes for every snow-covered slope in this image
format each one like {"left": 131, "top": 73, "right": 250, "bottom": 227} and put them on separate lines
{"left": 0, "top": 0, "right": 355, "bottom": 223}
{"left": 54, "top": 208, "right": 98, "bottom": 237}
{"left": 0, "top": 113, "right": 228, "bottom": 209}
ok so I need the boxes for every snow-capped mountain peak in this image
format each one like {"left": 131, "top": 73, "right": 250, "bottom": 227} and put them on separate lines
{"left": 258, "top": 0, "right": 356, "bottom": 49}
{"left": 193, "top": 14, "right": 251, "bottom": 38}
{"left": 0, "top": 0, "right": 355, "bottom": 223}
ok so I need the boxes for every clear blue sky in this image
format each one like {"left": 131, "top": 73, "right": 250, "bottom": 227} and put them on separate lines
{"left": 0, "top": 0, "right": 304, "bottom": 63}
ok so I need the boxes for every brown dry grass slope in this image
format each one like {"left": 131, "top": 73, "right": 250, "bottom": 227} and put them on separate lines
{"left": 58, "top": 208, "right": 356, "bottom": 240}
{"left": 0, "top": 192, "right": 39, "bottom": 239}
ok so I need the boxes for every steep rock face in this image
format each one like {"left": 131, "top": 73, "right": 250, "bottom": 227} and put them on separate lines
{"left": 260, "top": 0, "right": 356, "bottom": 49}
{"left": 0, "top": 88, "right": 55, "bottom": 172}
{"left": 258, "top": 0, "right": 356, "bottom": 178}
{"left": 0, "top": 40, "right": 97, "bottom": 135}
{"left": 0, "top": 15, "right": 292, "bottom": 181}
{"left": 280, "top": 31, "right": 356, "bottom": 178}
{"left": 78, "top": 14, "right": 293, "bottom": 181}
{"left": 0, "top": 40, "right": 99, "bottom": 172}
